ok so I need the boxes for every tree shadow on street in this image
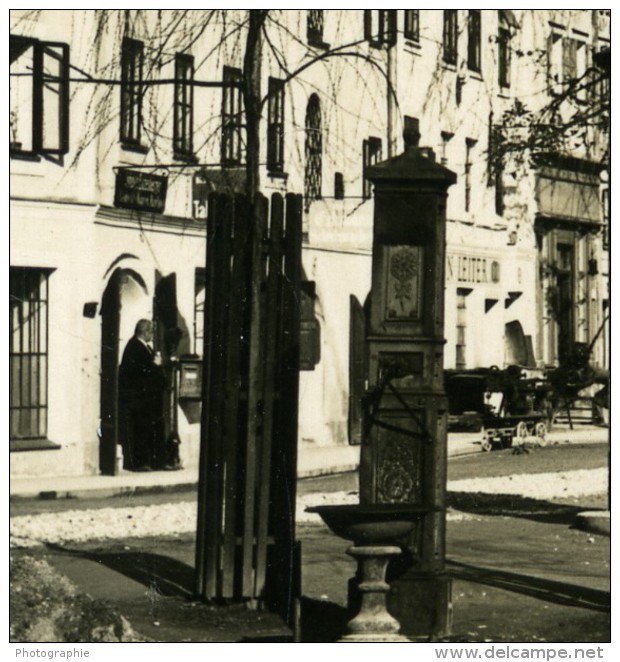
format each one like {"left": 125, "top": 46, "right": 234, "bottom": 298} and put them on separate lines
{"left": 447, "top": 559, "right": 610, "bottom": 613}
{"left": 447, "top": 491, "right": 602, "bottom": 525}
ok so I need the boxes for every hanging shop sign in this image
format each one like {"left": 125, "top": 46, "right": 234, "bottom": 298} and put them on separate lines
{"left": 114, "top": 170, "right": 168, "bottom": 213}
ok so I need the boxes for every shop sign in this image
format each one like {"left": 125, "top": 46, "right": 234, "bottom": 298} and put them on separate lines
{"left": 446, "top": 253, "right": 500, "bottom": 284}
{"left": 114, "top": 170, "right": 167, "bottom": 213}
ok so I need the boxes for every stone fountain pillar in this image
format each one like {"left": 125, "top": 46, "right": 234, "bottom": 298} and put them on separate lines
{"left": 358, "top": 122, "right": 457, "bottom": 638}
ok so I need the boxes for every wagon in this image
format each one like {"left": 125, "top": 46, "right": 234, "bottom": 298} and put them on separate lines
{"left": 444, "top": 366, "right": 552, "bottom": 451}
{"left": 479, "top": 368, "right": 552, "bottom": 451}
{"left": 480, "top": 413, "right": 549, "bottom": 452}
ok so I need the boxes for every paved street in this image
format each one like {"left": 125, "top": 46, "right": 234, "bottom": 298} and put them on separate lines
{"left": 10, "top": 438, "right": 610, "bottom": 643}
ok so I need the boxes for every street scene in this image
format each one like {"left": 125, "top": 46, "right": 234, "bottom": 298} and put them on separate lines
{"left": 10, "top": 8, "right": 610, "bottom": 649}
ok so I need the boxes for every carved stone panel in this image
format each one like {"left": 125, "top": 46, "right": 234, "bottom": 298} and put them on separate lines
{"left": 375, "top": 425, "right": 424, "bottom": 504}
{"left": 385, "top": 245, "right": 424, "bottom": 321}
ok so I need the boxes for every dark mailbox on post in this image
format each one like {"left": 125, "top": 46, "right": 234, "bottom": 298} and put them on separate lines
{"left": 360, "top": 122, "right": 456, "bottom": 638}
{"left": 179, "top": 356, "right": 203, "bottom": 400}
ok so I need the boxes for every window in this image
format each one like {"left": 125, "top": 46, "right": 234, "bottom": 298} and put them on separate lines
{"left": 120, "top": 38, "right": 144, "bottom": 146}
{"left": 498, "top": 27, "right": 511, "bottom": 88}
{"left": 364, "top": 10, "right": 396, "bottom": 48}
{"left": 467, "top": 10, "right": 481, "bottom": 72}
{"left": 10, "top": 268, "right": 51, "bottom": 441}
{"left": 9, "top": 35, "right": 69, "bottom": 157}
{"left": 173, "top": 53, "right": 194, "bottom": 159}
{"left": 304, "top": 94, "right": 322, "bottom": 210}
{"left": 307, "top": 10, "right": 327, "bottom": 47}
{"left": 334, "top": 172, "right": 345, "bottom": 200}
{"left": 465, "top": 138, "right": 476, "bottom": 212}
{"left": 547, "top": 34, "right": 587, "bottom": 97}
{"left": 440, "top": 131, "right": 453, "bottom": 166}
{"left": 221, "top": 66, "right": 244, "bottom": 165}
{"left": 404, "top": 10, "right": 420, "bottom": 42}
{"left": 443, "top": 10, "right": 458, "bottom": 65}
{"left": 363, "top": 137, "right": 382, "bottom": 199}
{"left": 601, "top": 188, "right": 609, "bottom": 251}
{"left": 267, "top": 77, "right": 285, "bottom": 173}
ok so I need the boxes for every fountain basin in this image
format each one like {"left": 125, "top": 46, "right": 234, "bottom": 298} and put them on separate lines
{"left": 306, "top": 504, "right": 430, "bottom": 546}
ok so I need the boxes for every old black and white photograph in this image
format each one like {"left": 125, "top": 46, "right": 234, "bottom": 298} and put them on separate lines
{"left": 8, "top": 6, "right": 612, "bottom": 655}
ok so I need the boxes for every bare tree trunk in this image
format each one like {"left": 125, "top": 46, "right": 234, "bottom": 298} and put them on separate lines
{"left": 243, "top": 10, "right": 267, "bottom": 201}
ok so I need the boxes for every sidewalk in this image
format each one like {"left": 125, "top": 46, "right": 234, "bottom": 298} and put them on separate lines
{"left": 9, "top": 425, "right": 608, "bottom": 500}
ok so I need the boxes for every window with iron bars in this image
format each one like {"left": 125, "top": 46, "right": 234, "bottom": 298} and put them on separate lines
{"left": 10, "top": 268, "right": 51, "bottom": 443}
{"left": 267, "top": 77, "right": 285, "bottom": 173}
{"left": 10, "top": 34, "right": 69, "bottom": 158}
{"left": 304, "top": 94, "right": 322, "bottom": 210}
{"left": 363, "top": 137, "right": 382, "bottom": 199}
{"left": 221, "top": 66, "right": 244, "bottom": 165}
{"left": 173, "top": 53, "right": 194, "bottom": 159}
{"left": 404, "top": 10, "right": 420, "bottom": 42}
{"left": 443, "top": 10, "right": 458, "bottom": 65}
{"left": 120, "top": 38, "right": 145, "bottom": 147}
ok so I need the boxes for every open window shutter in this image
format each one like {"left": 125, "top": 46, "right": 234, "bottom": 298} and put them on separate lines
{"left": 40, "top": 42, "right": 70, "bottom": 155}
{"left": 348, "top": 295, "right": 366, "bottom": 445}
{"left": 384, "top": 10, "right": 397, "bottom": 46}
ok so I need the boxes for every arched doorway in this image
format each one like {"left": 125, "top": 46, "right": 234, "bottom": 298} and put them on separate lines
{"left": 99, "top": 268, "right": 149, "bottom": 475}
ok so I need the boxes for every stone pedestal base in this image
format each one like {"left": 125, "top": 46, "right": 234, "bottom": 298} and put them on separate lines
{"left": 340, "top": 545, "right": 410, "bottom": 643}
{"left": 387, "top": 572, "right": 453, "bottom": 639}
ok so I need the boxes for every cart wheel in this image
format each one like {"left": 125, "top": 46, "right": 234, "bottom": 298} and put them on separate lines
{"left": 514, "top": 421, "right": 528, "bottom": 446}
{"left": 535, "top": 421, "right": 548, "bottom": 446}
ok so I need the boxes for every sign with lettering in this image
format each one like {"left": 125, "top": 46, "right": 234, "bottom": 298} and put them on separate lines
{"left": 114, "top": 170, "right": 168, "bottom": 213}
{"left": 192, "top": 169, "right": 246, "bottom": 221}
{"left": 446, "top": 253, "right": 500, "bottom": 285}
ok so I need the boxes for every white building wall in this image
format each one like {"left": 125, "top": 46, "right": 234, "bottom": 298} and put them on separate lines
{"left": 10, "top": 10, "right": 609, "bottom": 477}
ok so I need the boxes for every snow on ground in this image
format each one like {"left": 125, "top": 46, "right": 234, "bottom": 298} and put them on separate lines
{"left": 10, "top": 469, "right": 607, "bottom": 548}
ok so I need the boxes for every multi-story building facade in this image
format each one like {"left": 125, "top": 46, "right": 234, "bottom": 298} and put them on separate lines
{"left": 10, "top": 10, "right": 609, "bottom": 479}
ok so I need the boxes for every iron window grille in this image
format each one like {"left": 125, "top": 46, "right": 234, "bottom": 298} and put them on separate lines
{"left": 173, "top": 53, "right": 194, "bottom": 159}
{"left": 404, "top": 10, "right": 420, "bottom": 42}
{"left": 443, "top": 10, "right": 458, "bottom": 65}
{"left": 304, "top": 94, "right": 322, "bottom": 210}
{"left": 10, "top": 268, "right": 51, "bottom": 441}
{"left": 363, "top": 137, "right": 382, "bottom": 199}
{"left": 467, "top": 10, "right": 481, "bottom": 73}
{"left": 9, "top": 35, "right": 69, "bottom": 158}
{"left": 120, "top": 37, "right": 145, "bottom": 147}
{"left": 221, "top": 66, "right": 244, "bottom": 166}
{"left": 364, "top": 10, "right": 397, "bottom": 48}
{"left": 267, "top": 77, "right": 285, "bottom": 173}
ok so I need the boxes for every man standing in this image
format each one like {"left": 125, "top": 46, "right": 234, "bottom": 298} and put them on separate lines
{"left": 119, "top": 319, "right": 167, "bottom": 471}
